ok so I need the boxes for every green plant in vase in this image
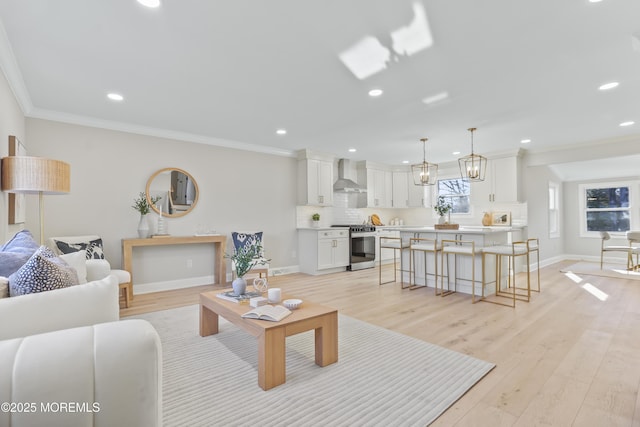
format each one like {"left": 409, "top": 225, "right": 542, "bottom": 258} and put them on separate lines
{"left": 225, "top": 240, "right": 270, "bottom": 295}
{"left": 434, "top": 196, "right": 452, "bottom": 224}
{"left": 132, "top": 192, "right": 162, "bottom": 238}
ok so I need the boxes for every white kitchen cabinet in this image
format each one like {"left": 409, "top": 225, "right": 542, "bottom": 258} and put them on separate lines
{"left": 298, "top": 228, "right": 349, "bottom": 275}
{"left": 357, "top": 162, "right": 392, "bottom": 208}
{"left": 297, "top": 150, "right": 334, "bottom": 206}
{"left": 472, "top": 155, "right": 522, "bottom": 204}
{"left": 392, "top": 170, "right": 427, "bottom": 208}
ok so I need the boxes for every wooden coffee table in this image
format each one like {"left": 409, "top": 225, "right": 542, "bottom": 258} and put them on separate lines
{"left": 199, "top": 289, "right": 338, "bottom": 390}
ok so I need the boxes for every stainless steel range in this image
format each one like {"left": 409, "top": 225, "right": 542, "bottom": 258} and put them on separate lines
{"left": 332, "top": 225, "right": 377, "bottom": 271}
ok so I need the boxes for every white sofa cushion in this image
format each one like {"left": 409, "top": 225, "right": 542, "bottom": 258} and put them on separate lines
{"left": 0, "top": 319, "right": 162, "bottom": 427}
{"left": 0, "top": 274, "right": 119, "bottom": 341}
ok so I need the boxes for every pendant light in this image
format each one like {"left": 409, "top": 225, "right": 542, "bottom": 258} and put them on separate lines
{"left": 458, "top": 127, "right": 487, "bottom": 182}
{"left": 411, "top": 138, "right": 438, "bottom": 186}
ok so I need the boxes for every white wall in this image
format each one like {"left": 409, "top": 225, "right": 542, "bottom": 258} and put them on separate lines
{"left": 521, "top": 162, "right": 564, "bottom": 262}
{"left": 25, "top": 119, "right": 298, "bottom": 292}
{"left": 0, "top": 69, "right": 26, "bottom": 242}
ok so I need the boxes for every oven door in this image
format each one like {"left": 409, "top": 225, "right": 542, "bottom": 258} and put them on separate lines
{"left": 349, "top": 232, "right": 376, "bottom": 270}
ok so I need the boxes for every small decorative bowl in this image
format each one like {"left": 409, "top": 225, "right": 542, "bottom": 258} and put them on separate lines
{"left": 283, "top": 299, "right": 302, "bottom": 310}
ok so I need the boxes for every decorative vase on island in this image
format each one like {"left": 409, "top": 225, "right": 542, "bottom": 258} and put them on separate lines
{"left": 137, "top": 214, "right": 150, "bottom": 238}
{"left": 438, "top": 215, "right": 446, "bottom": 225}
{"left": 482, "top": 212, "right": 492, "bottom": 226}
{"left": 232, "top": 277, "right": 247, "bottom": 295}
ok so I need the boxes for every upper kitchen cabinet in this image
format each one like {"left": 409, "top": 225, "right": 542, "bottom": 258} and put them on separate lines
{"left": 357, "top": 161, "right": 392, "bottom": 208}
{"left": 297, "top": 150, "right": 334, "bottom": 206}
{"left": 472, "top": 153, "right": 523, "bottom": 204}
{"left": 392, "top": 170, "right": 427, "bottom": 208}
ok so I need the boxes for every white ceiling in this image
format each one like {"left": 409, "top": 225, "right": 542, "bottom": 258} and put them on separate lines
{"left": 1, "top": 0, "right": 640, "bottom": 172}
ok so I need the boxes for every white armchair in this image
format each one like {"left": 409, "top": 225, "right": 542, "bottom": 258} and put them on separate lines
{"left": 48, "top": 235, "right": 133, "bottom": 307}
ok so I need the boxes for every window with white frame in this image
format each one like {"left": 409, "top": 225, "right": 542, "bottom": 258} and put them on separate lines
{"left": 437, "top": 178, "right": 470, "bottom": 214}
{"left": 579, "top": 181, "right": 637, "bottom": 237}
{"left": 549, "top": 181, "right": 560, "bottom": 238}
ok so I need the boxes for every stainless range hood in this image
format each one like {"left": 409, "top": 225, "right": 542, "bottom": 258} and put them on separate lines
{"left": 334, "top": 159, "right": 366, "bottom": 193}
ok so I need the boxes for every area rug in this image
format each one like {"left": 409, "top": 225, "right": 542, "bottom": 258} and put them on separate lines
{"left": 133, "top": 305, "right": 495, "bottom": 427}
{"left": 560, "top": 261, "right": 640, "bottom": 281}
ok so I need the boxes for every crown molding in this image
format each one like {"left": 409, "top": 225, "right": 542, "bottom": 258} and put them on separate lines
{"left": 28, "top": 107, "right": 297, "bottom": 158}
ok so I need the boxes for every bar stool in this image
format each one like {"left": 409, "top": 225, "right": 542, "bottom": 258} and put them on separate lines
{"left": 627, "top": 231, "right": 640, "bottom": 271}
{"left": 440, "top": 239, "right": 480, "bottom": 300}
{"left": 527, "top": 238, "right": 540, "bottom": 293}
{"left": 379, "top": 236, "right": 410, "bottom": 287}
{"left": 409, "top": 237, "right": 440, "bottom": 291}
{"left": 480, "top": 241, "right": 530, "bottom": 308}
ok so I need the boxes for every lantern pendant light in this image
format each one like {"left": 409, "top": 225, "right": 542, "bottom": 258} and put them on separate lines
{"left": 458, "top": 127, "right": 487, "bottom": 182}
{"left": 411, "top": 138, "right": 438, "bottom": 186}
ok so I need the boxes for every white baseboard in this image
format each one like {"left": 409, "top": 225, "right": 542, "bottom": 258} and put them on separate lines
{"left": 134, "top": 275, "right": 214, "bottom": 295}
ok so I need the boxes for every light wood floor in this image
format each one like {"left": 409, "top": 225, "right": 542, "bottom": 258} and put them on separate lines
{"left": 121, "top": 261, "right": 640, "bottom": 426}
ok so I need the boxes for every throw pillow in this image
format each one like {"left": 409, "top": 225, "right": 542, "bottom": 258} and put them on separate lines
{"left": 0, "top": 230, "right": 39, "bottom": 277}
{"left": 232, "top": 232, "right": 264, "bottom": 255}
{"left": 54, "top": 238, "right": 105, "bottom": 260}
{"left": 9, "top": 246, "right": 80, "bottom": 297}
{"left": 59, "top": 251, "right": 88, "bottom": 284}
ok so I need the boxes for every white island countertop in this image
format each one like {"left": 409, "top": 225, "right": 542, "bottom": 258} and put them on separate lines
{"left": 381, "top": 226, "right": 522, "bottom": 234}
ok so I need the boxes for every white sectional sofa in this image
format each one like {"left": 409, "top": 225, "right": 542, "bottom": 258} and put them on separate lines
{"left": 0, "top": 275, "right": 162, "bottom": 427}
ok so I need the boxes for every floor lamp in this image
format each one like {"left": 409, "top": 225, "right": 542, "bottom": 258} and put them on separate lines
{"left": 1, "top": 156, "right": 71, "bottom": 245}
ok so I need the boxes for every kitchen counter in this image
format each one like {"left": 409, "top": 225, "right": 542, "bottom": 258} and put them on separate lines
{"left": 380, "top": 225, "right": 524, "bottom": 234}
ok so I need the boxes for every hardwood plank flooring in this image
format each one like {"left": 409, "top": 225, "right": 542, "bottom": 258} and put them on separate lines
{"left": 120, "top": 261, "right": 640, "bottom": 426}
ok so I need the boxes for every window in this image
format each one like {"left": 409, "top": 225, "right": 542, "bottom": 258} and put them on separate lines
{"left": 437, "top": 178, "right": 470, "bottom": 214}
{"left": 579, "top": 181, "right": 637, "bottom": 236}
{"left": 549, "top": 181, "right": 560, "bottom": 238}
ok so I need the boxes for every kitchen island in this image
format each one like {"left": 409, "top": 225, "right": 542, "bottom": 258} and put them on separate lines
{"left": 383, "top": 226, "right": 515, "bottom": 296}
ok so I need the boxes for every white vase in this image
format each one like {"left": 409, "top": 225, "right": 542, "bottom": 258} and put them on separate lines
{"left": 232, "top": 277, "right": 247, "bottom": 295}
{"left": 137, "top": 214, "right": 150, "bottom": 238}
{"left": 438, "top": 215, "right": 446, "bottom": 224}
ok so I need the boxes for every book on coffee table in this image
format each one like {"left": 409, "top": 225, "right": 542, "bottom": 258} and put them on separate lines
{"left": 241, "top": 305, "right": 291, "bottom": 322}
{"left": 216, "top": 291, "right": 262, "bottom": 304}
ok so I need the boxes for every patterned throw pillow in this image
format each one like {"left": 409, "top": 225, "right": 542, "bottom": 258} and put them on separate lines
{"left": 54, "top": 238, "right": 105, "bottom": 260}
{"left": 232, "top": 232, "right": 264, "bottom": 255}
{"left": 9, "top": 246, "right": 80, "bottom": 297}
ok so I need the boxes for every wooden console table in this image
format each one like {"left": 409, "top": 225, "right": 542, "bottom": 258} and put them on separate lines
{"left": 122, "top": 235, "right": 227, "bottom": 290}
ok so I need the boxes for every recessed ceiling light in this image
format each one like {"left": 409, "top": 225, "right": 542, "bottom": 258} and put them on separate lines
{"left": 348, "top": 148, "right": 357, "bottom": 152}
{"left": 402, "top": 160, "right": 409, "bottom": 164}
{"left": 368, "top": 89, "right": 383, "bottom": 97}
{"left": 452, "top": 151, "right": 460, "bottom": 155}
{"left": 276, "top": 129, "right": 287, "bottom": 135}
{"left": 107, "top": 93, "right": 124, "bottom": 101}
{"left": 137, "top": 0, "right": 161, "bottom": 8}
{"left": 598, "top": 82, "right": 619, "bottom": 91}
{"left": 620, "top": 121, "right": 635, "bottom": 127}
{"left": 589, "top": 0, "right": 603, "bottom": 3}
{"left": 521, "top": 139, "right": 531, "bottom": 144}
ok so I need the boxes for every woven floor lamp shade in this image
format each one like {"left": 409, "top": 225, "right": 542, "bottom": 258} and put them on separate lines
{"left": 1, "top": 156, "right": 71, "bottom": 244}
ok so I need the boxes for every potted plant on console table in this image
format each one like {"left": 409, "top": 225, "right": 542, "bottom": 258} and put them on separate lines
{"left": 225, "top": 240, "right": 270, "bottom": 295}
{"left": 433, "top": 196, "right": 459, "bottom": 230}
